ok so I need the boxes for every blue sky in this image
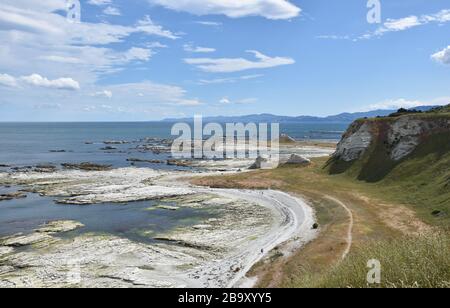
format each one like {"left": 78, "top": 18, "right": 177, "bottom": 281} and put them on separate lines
{"left": 0, "top": 0, "right": 449, "bottom": 121}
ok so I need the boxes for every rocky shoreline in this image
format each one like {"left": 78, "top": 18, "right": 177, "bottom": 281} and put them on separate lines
{"left": 0, "top": 140, "right": 331, "bottom": 288}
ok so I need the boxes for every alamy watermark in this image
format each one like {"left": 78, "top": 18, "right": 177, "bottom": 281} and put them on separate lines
{"left": 367, "top": 0, "right": 382, "bottom": 24}
{"left": 66, "top": 0, "right": 81, "bottom": 23}
{"left": 171, "top": 116, "right": 280, "bottom": 169}
{"left": 367, "top": 259, "right": 382, "bottom": 285}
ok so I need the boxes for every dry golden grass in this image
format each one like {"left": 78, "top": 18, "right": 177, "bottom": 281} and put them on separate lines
{"left": 191, "top": 157, "right": 440, "bottom": 288}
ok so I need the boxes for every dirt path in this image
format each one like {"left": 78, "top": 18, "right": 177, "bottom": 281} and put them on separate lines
{"left": 324, "top": 195, "right": 354, "bottom": 260}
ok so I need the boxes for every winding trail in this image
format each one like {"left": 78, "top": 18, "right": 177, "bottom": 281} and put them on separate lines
{"left": 325, "top": 195, "right": 353, "bottom": 260}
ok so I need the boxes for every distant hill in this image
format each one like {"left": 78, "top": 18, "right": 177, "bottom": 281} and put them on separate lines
{"left": 162, "top": 106, "right": 441, "bottom": 123}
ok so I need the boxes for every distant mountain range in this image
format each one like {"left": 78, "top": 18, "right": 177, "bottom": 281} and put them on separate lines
{"left": 162, "top": 106, "right": 440, "bottom": 123}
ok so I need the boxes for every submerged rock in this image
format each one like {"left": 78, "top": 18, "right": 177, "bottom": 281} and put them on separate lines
{"left": 0, "top": 192, "right": 27, "bottom": 202}
{"left": 127, "top": 158, "right": 165, "bottom": 164}
{"left": 104, "top": 140, "right": 130, "bottom": 145}
{"left": 167, "top": 160, "right": 191, "bottom": 167}
{"left": 154, "top": 205, "right": 180, "bottom": 211}
{"left": 34, "top": 164, "right": 57, "bottom": 173}
{"left": 61, "top": 162, "right": 112, "bottom": 171}
{"left": 100, "top": 146, "right": 117, "bottom": 151}
{"left": 37, "top": 220, "right": 85, "bottom": 234}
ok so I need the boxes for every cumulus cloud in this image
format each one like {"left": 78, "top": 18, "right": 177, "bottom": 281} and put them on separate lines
{"left": 185, "top": 50, "right": 295, "bottom": 73}
{"left": 0, "top": 3, "right": 178, "bottom": 85}
{"left": 432, "top": 46, "right": 450, "bottom": 65}
{"left": 21, "top": 74, "right": 80, "bottom": 90}
{"left": 148, "top": 0, "right": 301, "bottom": 20}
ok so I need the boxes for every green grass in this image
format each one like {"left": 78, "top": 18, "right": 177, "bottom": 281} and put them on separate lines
{"left": 289, "top": 233, "right": 450, "bottom": 288}
{"left": 328, "top": 124, "right": 450, "bottom": 227}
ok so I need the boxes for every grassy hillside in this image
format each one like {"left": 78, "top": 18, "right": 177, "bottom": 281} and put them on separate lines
{"left": 193, "top": 110, "right": 450, "bottom": 288}
{"left": 293, "top": 233, "right": 450, "bottom": 288}
{"left": 192, "top": 158, "right": 449, "bottom": 288}
{"left": 328, "top": 114, "right": 450, "bottom": 226}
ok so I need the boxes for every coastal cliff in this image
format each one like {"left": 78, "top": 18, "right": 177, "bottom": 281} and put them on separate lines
{"left": 333, "top": 112, "right": 450, "bottom": 163}
{"left": 328, "top": 105, "right": 450, "bottom": 223}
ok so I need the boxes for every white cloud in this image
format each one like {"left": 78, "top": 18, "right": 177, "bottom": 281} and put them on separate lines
{"left": 432, "top": 46, "right": 450, "bottom": 65}
{"left": 124, "top": 47, "right": 153, "bottom": 61}
{"left": 366, "top": 98, "right": 449, "bottom": 111}
{"left": 144, "top": 42, "right": 168, "bottom": 49}
{"left": 185, "top": 50, "right": 294, "bottom": 73}
{"left": 38, "top": 55, "right": 83, "bottom": 64}
{"left": 148, "top": 0, "right": 301, "bottom": 20}
{"left": 219, "top": 97, "right": 257, "bottom": 105}
{"left": 103, "top": 7, "right": 121, "bottom": 16}
{"left": 92, "top": 90, "right": 113, "bottom": 98}
{"left": 195, "top": 21, "right": 222, "bottom": 27}
{"left": 21, "top": 74, "right": 80, "bottom": 90}
{"left": 183, "top": 43, "right": 216, "bottom": 53}
{"left": 33, "top": 103, "right": 62, "bottom": 110}
{"left": 88, "top": 0, "right": 112, "bottom": 6}
{"left": 362, "top": 9, "right": 450, "bottom": 40}
{"left": 383, "top": 16, "right": 421, "bottom": 31}
{"left": 199, "top": 74, "right": 263, "bottom": 85}
{"left": 0, "top": 73, "right": 17, "bottom": 87}
{"left": 219, "top": 97, "right": 231, "bottom": 104}
{"left": 0, "top": 3, "right": 178, "bottom": 84}
{"left": 104, "top": 81, "right": 202, "bottom": 106}
{"left": 0, "top": 4, "right": 178, "bottom": 43}
{"left": 320, "top": 9, "right": 450, "bottom": 41}
{"left": 316, "top": 35, "right": 351, "bottom": 41}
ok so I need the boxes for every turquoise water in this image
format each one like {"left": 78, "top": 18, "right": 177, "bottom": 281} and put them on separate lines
{"left": 0, "top": 186, "right": 214, "bottom": 241}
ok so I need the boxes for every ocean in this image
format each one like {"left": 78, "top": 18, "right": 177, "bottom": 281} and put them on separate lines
{"left": 0, "top": 122, "right": 348, "bottom": 167}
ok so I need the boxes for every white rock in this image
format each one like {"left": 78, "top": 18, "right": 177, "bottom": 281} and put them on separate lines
{"left": 37, "top": 220, "right": 85, "bottom": 234}
{"left": 388, "top": 118, "right": 425, "bottom": 161}
{"left": 284, "top": 154, "right": 311, "bottom": 166}
{"left": 2, "top": 233, "right": 56, "bottom": 247}
{"left": 0, "top": 247, "right": 14, "bottom": 257}
{"left": 334, "top": 122, "right": 373, "bottom": 162}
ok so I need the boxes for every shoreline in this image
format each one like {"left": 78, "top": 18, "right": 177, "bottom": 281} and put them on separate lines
{"left": 0, "top": 165, "right": 319, "bottom": 288}
{"left": 0, "top": 140, "right": 334, "bottom": 288}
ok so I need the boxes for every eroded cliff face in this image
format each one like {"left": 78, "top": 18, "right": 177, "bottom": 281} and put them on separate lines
{"left": 333, "top": 115, "right": 450, "bottom": 162}
{"left": 333, "top": 122, "right": 373, "bottom": 162}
